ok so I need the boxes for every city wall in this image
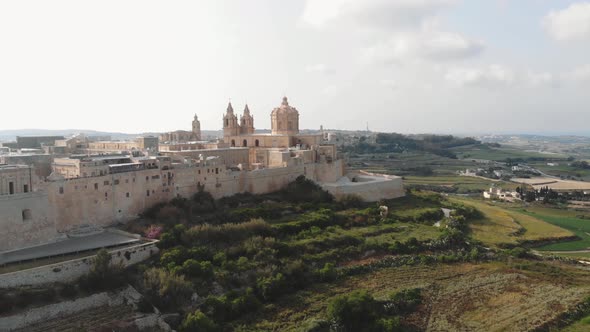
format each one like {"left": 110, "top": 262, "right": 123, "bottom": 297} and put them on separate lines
{"left": 47, "top": 159, "right": 345, "bottom": 231}
{"left": 0, "top": 192, "right": 58, "bottom": 252}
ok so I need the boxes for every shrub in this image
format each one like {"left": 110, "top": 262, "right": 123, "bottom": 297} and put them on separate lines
{"left": 317, "top": 263, "right": 338, "bottom": 282}
{"left": 256, "top": 273, "right": 286, "bottom": 301}
{"left": 298, "top": 319, "right": 331, "bottom": 332}
{"left": 143, "top": 267, "right": 193, "bottom": 310}
{"left": 280, "top": 176, "right": 333, "bottom": 204}
{"left": 181, "top": 259, "right": 214, "bottom": 280}
{"left": 78, "top": 249, "right": 125, "bottom": 292}
{"left": 183, "top": 219, "right": 272, "bottom": 245}
{"left": 386, "top": 288, "right": 422, "bottom": 314}
{"left": 203, "top": 288, "right": 261, "bottom": 322}
{"left": 327, "top": 291, "right": 381, "bottom": 331}
{"left": 180, "top": 310, "right": 219, "bottom": 332}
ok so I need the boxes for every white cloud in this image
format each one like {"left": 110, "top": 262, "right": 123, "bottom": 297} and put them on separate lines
{"left": 543, "top": 2, "right": 590, "bottom": 41}
{"left": 445, "top": 65, "right": 516, "bottom": 87}
{"left": 362, "top": 30, "right": 484, "bottom": 64}
{"left": 305, "top": 63, "right": 334, "bottom": 74}
{"left": 445, "top": 65, "right": 562, "bottom": 88}
{"left": 380, "top": 79, "right": 397, "bottom": 89}
{"left": 321, "top": 85, "right": 339, "bottom": 96}
{"left": 301, "top": 0, "right": 456, "bottom": 28}
{"left": 568, "top": 64, "right": 590, "bottom": 81}
{"left": 526, "top": 71, "right": 556, "bottom": 87}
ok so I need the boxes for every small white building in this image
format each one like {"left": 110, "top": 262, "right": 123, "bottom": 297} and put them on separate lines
{"left": 483, "top": 187, "right": 521, "bottom": 202}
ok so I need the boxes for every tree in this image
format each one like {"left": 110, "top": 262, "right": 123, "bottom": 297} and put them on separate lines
{"left": 143, "top": 268, "right": 192, "bottom": 310}
{"left": 79, "top": 248, "right": 125, "bottom": 291}
{"left": 327, "top": 291, "right": 381, "bottom": 331}
{"left": 180, "top": 310, "right": 219, "bottom": 332}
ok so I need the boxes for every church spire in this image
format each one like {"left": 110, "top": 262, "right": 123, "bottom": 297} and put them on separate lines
{"left": 281, "top": 96, "right": 289, "bottom": 106}
{"left": 227, "top": 101, "right": 234, "bottom": 113}
{"left": 243, "top": 104, "right": 250, "bottom": 115}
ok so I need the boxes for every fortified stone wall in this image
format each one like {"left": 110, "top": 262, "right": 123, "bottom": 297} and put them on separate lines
{"left": 0, "top": 242, "right": 159, "bottom": 288}
{"left": 48, "top": 159, "right": 345, "bottom": 232}
{"left": 0, "top": 192, "right": 58, "bottom": 252}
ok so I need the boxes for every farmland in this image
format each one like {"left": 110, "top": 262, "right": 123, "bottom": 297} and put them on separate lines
{"left": 238, "top": 262, "right": 590, "bottom": 331}
{"left": 449, "top": 198, "right": 574, "bottom": 247}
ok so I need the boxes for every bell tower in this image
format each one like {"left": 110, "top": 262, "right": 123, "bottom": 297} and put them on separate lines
{"left": 192, "top": 114, "right": 201, "bottom": 140}
{"left": 240, "top": 104, "right": 255, "bottom": 135}
{"left": 223, "top": 102, "right": 240, "bottom": 137}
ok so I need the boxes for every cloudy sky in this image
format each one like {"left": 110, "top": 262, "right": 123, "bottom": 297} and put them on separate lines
{"left": 1, "top": 0, "right": 589, "bottom": 135}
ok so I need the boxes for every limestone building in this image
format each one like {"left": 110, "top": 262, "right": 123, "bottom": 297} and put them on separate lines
{"left": 0, "top": 96, "right": 404, "bottom": 254}
{"left": 160, "top": 114, "right": 201, "bottom": 143}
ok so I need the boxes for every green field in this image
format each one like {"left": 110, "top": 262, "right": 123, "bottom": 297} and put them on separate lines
{"left": 451, "top": 144, "right": 566, "bottom": 161}
{"left": 449, "top": 198, "right": 573, "bottom": 247}
{"left": 528, "top": 161, "right": 590, "bottom": 181}
{"left": 404, "top": 175, "right": 518, "bottom": 193}
{"left": 516, "top": 207, "right": 590, "bottom": 251}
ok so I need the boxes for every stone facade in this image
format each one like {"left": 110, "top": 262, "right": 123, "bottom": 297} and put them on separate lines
{"left": 0, "top": 96, "right": 404, "bottom": 254}
{"left": 271, "top": 96, "right": 299, "bottom": 136}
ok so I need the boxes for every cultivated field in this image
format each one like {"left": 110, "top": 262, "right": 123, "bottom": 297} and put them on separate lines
{"left": 239, "top": 262, "right": 590, "bottom": 331}
{"left": 450, "top": 198, "right": 573, "bottom": 247}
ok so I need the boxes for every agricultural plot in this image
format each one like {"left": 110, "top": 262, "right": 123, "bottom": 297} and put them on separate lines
{"left": 450, "top": 198, "right": 573, "bottom": 247}
{"left": 239, "top": 262, "right": 590, "bottom": 332}
{"left": 404, "top": 175, "right": 518, "bottom": 193}
{"left": 451, "top": 144, "right": 566, "bottom": 161}
{"left": 518, "top": 207, "right": 590, "bottom": 252}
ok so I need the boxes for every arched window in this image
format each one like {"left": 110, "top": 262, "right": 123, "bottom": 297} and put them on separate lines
{"left": 243, "top": 139, "right": 247, "bottom": 147}
{"left": 225, "top": 119, "right": 229, "bottom": 127}
{"left": 255, "top": 139, "right": 260, "bottom": 147}
{"left": 231, "top": 139, "right": 235, "bottom": 147}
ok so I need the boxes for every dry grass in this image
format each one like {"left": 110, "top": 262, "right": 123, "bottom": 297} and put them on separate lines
{"left": 450, "top": 198, "right": 573, "bottom": 247}
{"left": 238, "top": 262, "right": 590, "bottom": 331}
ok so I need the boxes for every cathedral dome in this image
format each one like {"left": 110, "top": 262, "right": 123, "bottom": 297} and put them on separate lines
{"left": 271, "top": 96, "right": 299, "bottom": 116}
{"left": 271, "top": 96, "right": 299, "bottom": 135}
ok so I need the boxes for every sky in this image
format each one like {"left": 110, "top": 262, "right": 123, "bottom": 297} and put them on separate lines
{"left": 1, "top": 0, "right": 590, "bottom": 135}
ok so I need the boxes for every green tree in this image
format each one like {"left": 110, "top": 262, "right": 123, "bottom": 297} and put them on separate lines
{"left": 180, "top": 310, "right": 219, "bottom": 332}
{"left": 327, "top": 291, "right": 381, "bottom": 331}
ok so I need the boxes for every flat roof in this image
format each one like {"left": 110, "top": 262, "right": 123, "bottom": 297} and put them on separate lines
{"left": 0, "top": 231, "right": 140, "bottom": 265}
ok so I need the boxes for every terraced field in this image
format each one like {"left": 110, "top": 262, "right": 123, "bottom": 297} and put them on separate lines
{"left": 450, "top": 198, "right": 574, "bottom": 247}
{"left": 238, "top": 262, "right": 590, "bottom": 331}
{"left": 16, "top": 304, "right": 139, "bottom": 332}
{"left": 518, "top": 207, "right": 590, "bottom": 252}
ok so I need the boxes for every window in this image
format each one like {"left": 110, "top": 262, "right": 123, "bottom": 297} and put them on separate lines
{"left": 126, "top": 192, "right": 130, "bottom": 198}
{"left": 23, "top": 184, "right": 29, "bottom": 193}
{"left": 22, "top": 209, "right": 32, "bottom": 221}
{"left": 146, "top": 190, "right": 150, "bottom": 197}
{"left": 243, "top": 139, "right": 247, "bottom": 147}
{"left": 231, "top": 139, "right": 236, "bottom": 147}
{"left": 9, "top": 182, "right": 14, "bottom": 195}
{"left": 255, "top": 139, "right": 260, "bottom": 147}
{"left": 94, "top": 183, "right": 98, "bottom": 190}
{"left": 104, "top": 180, "right": 109, "bottom": 186}
{"left": 146, "top": 176, "right": 149, "bottom": 181}
{"left": 215, "top": 168, "right": 219, "bottom": 174}
{"left": 59, "top": 187, "right": 64, "bottom": 194}
{"left": 114, "top": 179, "right": 120, "bottom": 185}
{"left": 105, "top": 192, "right": 108, "bottom": 197}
